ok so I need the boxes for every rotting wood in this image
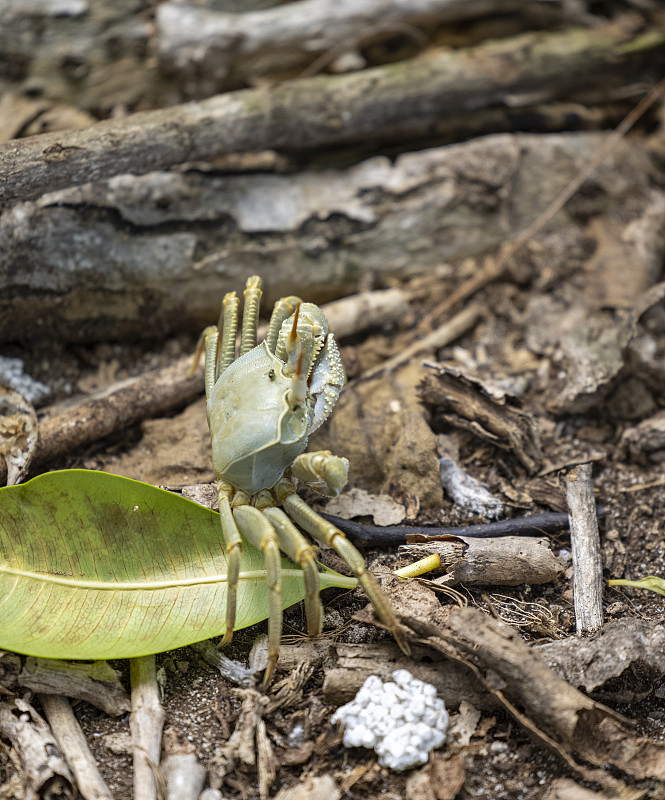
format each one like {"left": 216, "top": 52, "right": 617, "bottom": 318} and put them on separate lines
{"left": 399, "top": 535, "right": 565, "bottom": 587}
{"left": 534, "top": 617, "right": 665, "bottom": 693}
{"left": 0, "top": 2, "right": 155, "bottom": 113}
{"left": 2, "top": 132, "right": 658, "bottom": 344}
{"left": 419, "top": 362, "right": 543, "bottom": 473}
{"left": 130, "top": 655, "right": 166, "bottom": 800}
{"left": 18, "top": 657, "right": 130, "bottom": 717}
{"left": 1, "top": 22, "right": 662, "bottom": 206}
{"left": 566, "top": 463, "right": 603, "bottom": 634}
{"left": 39, "top": 694, "right": 114, "bottom": 800}
{"left": 155, "top": 0, "right": 528, "bottom": 97}
{"left": 0, "top": 696, "right": 75, "bottom": 799}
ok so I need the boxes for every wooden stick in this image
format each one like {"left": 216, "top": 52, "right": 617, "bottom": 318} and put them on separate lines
{"left": 357, "top": 302, "right": 482, "bottom": 381}
{"left": 1, "top": 23, "right": 661, "bottom": 205}
{"left": 130, "top": 655, "right": 165, "bottom": 800}
{"left": 0, "top": 355, "right": 205, "bottom": 485}
{"left": 319, "top": 509, "right": 579, "bottom": 547}
{"left": 39, "top": 694, "right": 114, "bottom": 800}
{"left": 565, "top": 463, "right": 603, "bottom": 634}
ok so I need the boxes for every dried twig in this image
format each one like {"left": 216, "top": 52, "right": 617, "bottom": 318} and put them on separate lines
{"left": 319, "top": 509, "right": 578, "bottom": 547}
{"left": 357, "top": 303, "right": 482, "bottom": 381}
{"left": 39, "top": 694, "right": 113, "bottom": 800}
{"left": 566, "top": 464, "right": 603, "bottom": 634}
{"left": 130, "top": 655, "right": 166, "bottom": 800}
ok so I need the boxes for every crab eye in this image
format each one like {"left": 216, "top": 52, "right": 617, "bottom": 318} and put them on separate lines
{"left": 267, "top": 368, "right": 275, "bottom": 380}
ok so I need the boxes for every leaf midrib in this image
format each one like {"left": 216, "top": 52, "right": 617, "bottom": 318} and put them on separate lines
{"left": 0, "top": 565, "right": 357, "bottom": 591}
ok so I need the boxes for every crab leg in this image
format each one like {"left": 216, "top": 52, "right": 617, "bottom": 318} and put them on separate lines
{"left": 265, "top": 295, "right": 301, "bottom": 354}
{"left": 262, "top": 506, "right": 322, "bottom": 637}
{"left": 291, "top": 451, "right": 349, "bottom": 497}
{"left": 217, "top": 291, "right": 239, "bottom": 376}
{"left": 217, "top": 482, "right": 244, "bottom": 647}
{"left": 192, "top": 325, "right": 220, "bottom": 402}
{"left": 232, "top": 504, "right": 283, "bottom": 688}
{"left": 240, "top": 275, "right": 263, "bottom": 355}
{"left": 279, "top": 490, "right": 411, "bottom": 657}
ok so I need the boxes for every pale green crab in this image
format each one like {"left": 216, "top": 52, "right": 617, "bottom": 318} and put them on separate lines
{"left": 193, "top": 275, "right": 409, "bottom": 686}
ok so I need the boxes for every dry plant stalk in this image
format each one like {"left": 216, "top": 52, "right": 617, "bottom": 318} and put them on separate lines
{"left": 39, "top": 694, "right": 113, "bottom": 800}
{"left": 566, "top": 464, "right": 603, "bottom": 633}
{"left": 130, "top": 655, "right": 166, "bottom": 800}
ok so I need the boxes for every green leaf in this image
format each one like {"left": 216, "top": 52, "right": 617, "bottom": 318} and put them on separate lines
{"left": 0, "top": 469, "right": 356, "bottom": 660}
{"left": 608, "top": 575, "right": 665, "bottom": 598}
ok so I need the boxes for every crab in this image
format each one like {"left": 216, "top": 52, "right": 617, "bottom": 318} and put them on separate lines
{"left": 193, "top": 275, "right": 409, "bottom": 686}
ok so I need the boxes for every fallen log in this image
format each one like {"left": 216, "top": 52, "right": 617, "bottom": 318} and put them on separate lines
{"left": 1, "top": 131, "right": 658, "bottom": 342}
{"left": 0, "top": 21, "right": 662, "bottom": 206}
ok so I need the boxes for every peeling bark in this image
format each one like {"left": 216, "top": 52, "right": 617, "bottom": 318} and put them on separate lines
{"left": 2, "top": 131, "right": 658, "bottom": 343}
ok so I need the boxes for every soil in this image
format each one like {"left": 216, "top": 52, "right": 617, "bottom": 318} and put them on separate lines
{"left": 5, "top": 261, "right": 665, "bottom": 799}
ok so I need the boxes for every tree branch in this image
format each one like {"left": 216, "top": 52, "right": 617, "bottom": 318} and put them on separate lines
{"left": 1, "top": 22, "right": 662, "bottom": 205}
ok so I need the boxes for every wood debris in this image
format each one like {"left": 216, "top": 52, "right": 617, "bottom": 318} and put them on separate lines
{"left": 16, "top": 658, "right": 130, "bottom": 717}
{"left": 0, "top": 386, "right": 38, "bottom": 487}
{"left": 566, "top": 463, "right": 603, "bottom": 634}
{"left": 0, "top": 696, "right": 75, "bottom": 800}
{"left": 534, "top": 617, "right": 665, "bottom": 694}
{"left": 39, "top": 694, "right": 113, "bottom": 800}
{"left": 365, "top": 576, "right": 665, "bottom": 785}
{"left": 130, "top": 656, "right": 166, "bottom": 800}
{"left": 400, "top": 534, "right": 565, "bottom": 587}
{"left": 419, "top": 362, "right": 542, "bottom": 473}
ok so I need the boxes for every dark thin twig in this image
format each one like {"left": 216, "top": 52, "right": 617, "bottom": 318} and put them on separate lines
{"left": 319, "top": 510, "right": 606, "bottom": 548}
